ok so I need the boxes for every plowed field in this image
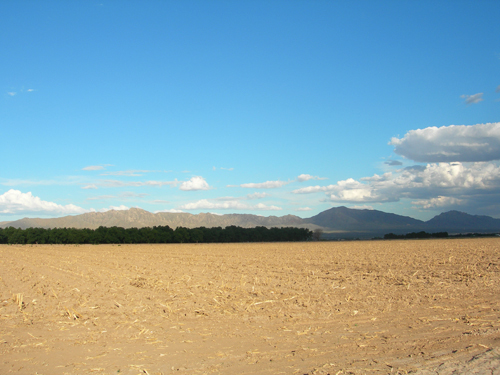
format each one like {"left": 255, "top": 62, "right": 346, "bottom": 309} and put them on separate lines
{"left": 1, "top": 239, "right": 500, "bottom": 374}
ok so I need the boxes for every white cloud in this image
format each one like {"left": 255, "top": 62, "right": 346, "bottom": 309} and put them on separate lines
{"left": 461, "top": 93, "right": 483, "bottom": 104}
{"left": 361, "top": 173, "right": 392, "bottom": 182}
{"left": 292, "top": 185, "right": 337, "bottom": 194}
{"left": 87, "top": 195, "right": 115, "bottom": 201}
{"left": 179, "top": 176, "right": 210, "bottom": 191}
{"left": 2, "top": 179, "right": 63, "bottom": 187}
{"left": 349, "top": 205, "right": 374, "bottom": 210}
{"left": 214, "top": 193, "right": 270, "bottom": 201}
{"left": 329, "top": 178, "right": 378, "bottom": 202}
{"left": 296, "top": 207, "right": 312, "bottom": 211}
{"left": 82, "top": 184, "right": 98, "bottom": 189}
{"left": 120, "top": 192, "right": 149, "bottom": 198}
{"left": 7, "top": 92, "right": 16, "bottom": 96}
{"left": 412, "top": 196, "right": 464, "bottom": 209}
{"left": 213, "top": 167, "right": 234, "bottom": 171}
{"left": 86, "top": 192, "right": 148, "bottom": 201}
{"left": 150, "top": 200, "right": 170, "bottom": 204}
{"left": 179, "top": 199, "right": 281, "bottom": 211}
{"left": 100, "top": 179, "right": 179, "bottom": 188}
{"left": 82, "top": 165, "right": 105, "bottom": 171}
{"left": 297, "top": 174, "right": 327, "bottom": 182}
{"left": 94, "top": 205, "right": 130, "bottom": 212}
{"left": 239, "top": 180, "right": 289, "bottom": 189}
{"left": 0, "top": 189, "right": 87, "bottom": 215}
{"left": 100, "top": 170, "right": 153, "bottom": 176}
{"left": 390, "top": 122, "right": 500, "bottom": 162}
{"left": 154, "top": 208, "right": 184, "bottom": 213}
{"left": 315, "top": 162, "right": 500, "bottom": 213}
{"left": 246, "top": 192, "right": 270, "bottom": 199}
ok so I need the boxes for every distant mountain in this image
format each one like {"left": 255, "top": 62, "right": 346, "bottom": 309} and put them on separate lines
{"left": 304, "top": 206, "right": 425, "bottom": 233}
{"left": 424, "top": 211, "right": 500, "bottom": 233}
{"left": 1, "top": 206, "right": 499, "bottom": 238}
{"left": 0, "top": 208, "right": 318, "bottom": 231}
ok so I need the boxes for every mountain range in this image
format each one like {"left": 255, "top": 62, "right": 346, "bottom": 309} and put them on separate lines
{"left": 2, "top": 206, "right": 500, "bottom": 238}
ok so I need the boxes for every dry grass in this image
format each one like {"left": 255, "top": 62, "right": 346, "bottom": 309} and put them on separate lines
{"left": 0, "top": 239, "right": 499, "bottom": 374}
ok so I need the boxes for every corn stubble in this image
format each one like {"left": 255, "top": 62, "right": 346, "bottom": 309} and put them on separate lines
{"left": 0, "top": 239, "right": 499, "bottom": 374}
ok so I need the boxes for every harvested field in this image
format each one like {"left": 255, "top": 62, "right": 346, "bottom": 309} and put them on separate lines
{"left": 1, "top": 238, "right": 499, "bottom": 374}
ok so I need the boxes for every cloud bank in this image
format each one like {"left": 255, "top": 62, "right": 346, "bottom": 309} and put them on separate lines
{"left": 390, "top": 123, "right": 500, "bottom": 163}
{"left": 0, "top": 189, "right": 87, "bottom": 215}
{"left": 295, "top": 162, "right": 500, "bottom": 213}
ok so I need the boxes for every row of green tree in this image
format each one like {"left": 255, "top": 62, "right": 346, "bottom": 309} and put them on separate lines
{"left": 0, "top": 225, "right": 313, "bottom": 244}
{"left": 383, "top": 231, "right": 449, "bottom": 240}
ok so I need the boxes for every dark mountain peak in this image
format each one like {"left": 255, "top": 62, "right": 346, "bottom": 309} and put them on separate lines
{"left": 427, "top": 210, "right": 495, "bottom": 223}
{"left": 431, "top": 210, "right": 469, "bottom": 218}
{"left": 305, "top": 206, "right": 424, "bottom": 232}
{"left": 426, "top": 210, "right": 500, "bottom": 232}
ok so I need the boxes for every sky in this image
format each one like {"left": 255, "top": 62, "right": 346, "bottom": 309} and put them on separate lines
{"left": 1, "top": 0, "right": 500, "bottom": 222}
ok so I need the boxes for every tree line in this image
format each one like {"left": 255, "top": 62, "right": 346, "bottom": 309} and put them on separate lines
{"left": 0, "top": 225, "right": 313, "bottom": 245}
{"left": 383, "top": 231, "right": 449, "bottom": 240}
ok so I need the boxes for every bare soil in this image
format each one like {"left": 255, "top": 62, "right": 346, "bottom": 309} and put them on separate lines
{"left": 1, "top": 239, "right": 499, "bottom": 374}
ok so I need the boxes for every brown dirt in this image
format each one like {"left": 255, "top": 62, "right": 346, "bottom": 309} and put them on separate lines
{"left": 1, "top": 238, "right": 499, "bottom": 375}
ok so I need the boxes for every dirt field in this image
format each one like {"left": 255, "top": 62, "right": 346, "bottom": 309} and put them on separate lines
{"left": 1, "top": 239, "right": 499, "bottom": 374}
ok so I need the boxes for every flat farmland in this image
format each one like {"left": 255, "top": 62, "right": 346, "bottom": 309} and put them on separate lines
{"left": 1, "top": 239, "right": 499, "bottom": 375}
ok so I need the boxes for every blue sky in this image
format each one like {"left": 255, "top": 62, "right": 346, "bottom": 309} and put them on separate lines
{"left": 1, "top": 0, "right": 500, "bottom": 222}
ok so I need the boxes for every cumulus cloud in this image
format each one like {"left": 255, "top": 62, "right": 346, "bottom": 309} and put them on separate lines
{"left": 390, "top": 122, "right": 500, "bottom": 162}
{"left": 179, "top": 199, "right": 282, "bottom": 211}
{"left": 239, "top": 180, "right": 289, "bottom": 189}
{"left": 296, "top": 207, "right": 312, "bottom": 211}
{"left": 461, "top": 93, "right": 483, "bottom": 104}
{"left": 0, "top": 189, "right": 87, "bottom": 215}
{"left": 311, "top": 162, "right": 500, "bottom": 213}
{"left": 297, "top": 174, "right": 327, "bottom": 182}
{"left": 329, "top": 178, "right": 378, "bottom": 202}
{"left": 179, "top": 176, "right": 210, "bottom": 191}
{"left": 412, "top": 196, "right": 464, "bottom": 209}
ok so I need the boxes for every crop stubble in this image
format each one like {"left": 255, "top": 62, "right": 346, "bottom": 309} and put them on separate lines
{"left": 0, "top": 238, "right": 499, "bottom": 374}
